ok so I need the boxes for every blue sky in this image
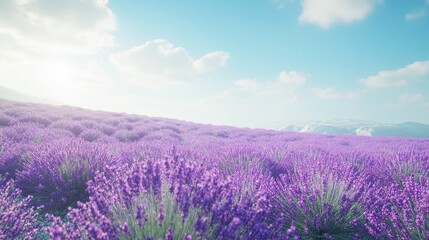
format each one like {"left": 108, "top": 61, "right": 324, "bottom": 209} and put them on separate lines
{"left": 0, "top": 0, "right": 428, "bottom": 127}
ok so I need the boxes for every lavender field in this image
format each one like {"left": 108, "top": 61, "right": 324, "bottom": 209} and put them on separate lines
{"left": 0, "top": 98, "right": 427, "bottom": 239}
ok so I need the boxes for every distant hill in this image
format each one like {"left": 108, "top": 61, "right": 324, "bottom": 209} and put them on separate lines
{"left": 278, "top": 119, "right": 429, "bottom": 138}
{"left": 0, "top": 85, "right": 60, "bottom": 105}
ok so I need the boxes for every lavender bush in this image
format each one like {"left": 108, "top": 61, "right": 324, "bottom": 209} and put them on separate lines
{"left": 0, "top": 142, "right": 32, "bottom": 178}
{"left": 272, "top": 157, "right": 370, "bottom": 239}
{"left": 16, "top": 139, "right": 119, "bottom": 212}
{"left": 0, "top": 175, "right": 41, "bottom": 239}
{"left": 0, "top": 113, "right": 14, "bottom": 127}
{"left": 46, "top": 153, "right": 294, "bottom": 239}
{"left": 365, "top": 175, "right": 429, "bottom": 239}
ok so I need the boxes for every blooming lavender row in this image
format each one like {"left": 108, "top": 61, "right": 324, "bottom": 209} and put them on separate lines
{"left": 46, "top": 152, "right": 296, "bottom": 239}
{"left": 1, "top": 98, "right": 429, "bottom": 239}
{"left": 0, "top": 175, "right": 41, "bottom": 239}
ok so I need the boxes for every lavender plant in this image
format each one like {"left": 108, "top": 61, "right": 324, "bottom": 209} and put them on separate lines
{"left": 51, "top": 120, "right": 85, "bottom": 136}
{"left": 0, "top": 142, "right": 32, "bottom": 178}
{"left": 272, "top": 157, "right": 370, "bottom": 239}
{"left": 0, "top": 113, "right": 14, "bottom": 127}
{"left": 80, "top": 129, "right": 103, "bottom": 142}
{"left": 113, "top": 129, "right": 145, "bottom": 142}
{"left": 97, "top": 123, "right": 116, "bottom": 136}
{"left": 0, "top": 176, "right": 41, "bottom": 239}
{"left": 16, "top": 139, "right": 119, "bottom": 212}
{"left": 365, "top": 175, "right": 429, "bottom": 239}
{"left": 46, "top": 153, "right": 291, "bottom": 239}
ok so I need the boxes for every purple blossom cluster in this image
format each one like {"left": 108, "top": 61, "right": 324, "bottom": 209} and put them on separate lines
{"left": 272, "top": 156, "right": 371, "bottom": 238}
{"left": 0, "top": 175, "right": 41, "bottom": 239}
{"left": 365, "top": 175, "right": 429, "bottom": 239}
{"left": 0, "top": 98, "right": 428, "bottom": 239}
{"left": 46, "top": 152, "right": 288, "bottom": 239}
{"left": 16, "top": 139, "right": 120, "bottom": 212}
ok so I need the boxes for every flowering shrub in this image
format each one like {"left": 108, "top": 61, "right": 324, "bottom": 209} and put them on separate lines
{"left": 1, "top": 122, "right": 73, "bottom": 144}
{"left": 113, "top": 129, "right": 146, "bottom": 142}
{"left": 80, "top": 129, "right": 103, "bottom": 142}
{"left": 46, "top": 153, "right": 296, "bottom": 239}
{"left": 19, "top": 115, "right": 52, "bottom": 127}
{"left": 16, "top": 140, "right": 119, "bottom": 212}
{"left": 0, "top": 176, "right": 41, "bottom": 239}
{"left": 51, "top": 120, "right": 85, "bottom": 136}
{"left": 365, "top": 175, "right": 429, "bottom": 239}
{"left": 97, "top": 123, "right": 116, "bottom": 136}
{"left": 272, "top": 158, "right": 370, "bottom": 239}
{"left": 0, "top": 142, "right": 32, "bottom": 178}
{"left": 0, "top": 113, "right": 14, "bottom": 127}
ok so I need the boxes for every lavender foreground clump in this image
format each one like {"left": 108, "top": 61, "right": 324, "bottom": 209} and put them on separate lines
{"left": 272, "top": 156, "right": 371, "bottom": 239}
{"left": 365, "top": 175, "right": 429, "bottom": 239}
{"left": 0, "top": 175, "right": 41, "bottom": 239}
{"left": 46, "top": 153, "right": 295, "bottom": 239}
{"left": 16, "top": 139, "right": 119, "bottom": 213}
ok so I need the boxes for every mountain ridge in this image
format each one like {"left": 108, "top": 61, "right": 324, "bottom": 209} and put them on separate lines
{"left": 278, "top": 119, "right": 429, "bottom": 138}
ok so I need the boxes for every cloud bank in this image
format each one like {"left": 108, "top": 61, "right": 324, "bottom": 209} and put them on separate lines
{"left": 298, "top": 0, "right": 381, "bottom": 28}
{"left": 360, "top": 61, "right": 429, "bottom": 88}
{"left": 0, "top": 0, "right": 116, "bottom": 54}
{"left": 110, "top": 39, "right": 229, "bottom": 86}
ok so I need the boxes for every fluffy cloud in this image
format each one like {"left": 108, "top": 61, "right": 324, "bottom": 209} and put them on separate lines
{"left": 277, "top": 71, "right": 307, "bottom": 86}
{"left": 0, "top": 0, "right": 116, "bottom": 54}
{"left": 193, "top": 51, "right": 230, "bottom": 73}
{"left": 110, "top": 39, "right": 229, "bottom": 86}
{"left": 235, "top": 71, "right": 307, "bottom": 95}
{"left": 299, "top": 0, "right": 381, "bottom": 28}
{"left": 359, "top": 61, "right": 429, "bottom": 88}
{"left": 312, "top": 87, "right": 364, "bottom": 100}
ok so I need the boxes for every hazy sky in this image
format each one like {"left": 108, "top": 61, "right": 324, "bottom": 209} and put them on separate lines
{"left": 0, "top": 0, "right": 429, "bottom": 127}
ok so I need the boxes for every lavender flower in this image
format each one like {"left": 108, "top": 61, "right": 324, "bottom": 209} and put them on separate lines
{"left": 16, "top": 139, "right": 119, "bottom": 212}
{"left": 0, "top": 176, "right": 41, "bottom": 239}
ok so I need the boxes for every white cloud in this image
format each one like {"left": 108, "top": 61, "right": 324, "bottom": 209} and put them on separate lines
{"left": 193, "top": 51, "right": 229, "bottom": 73}
{"left": 0, "top": 0, "right": 116, "bottom": 54}
{"left": 0, "top": 43, "right": 41, "bottom": 66}
{"left": 277, "top": 71, "right": 307, "bottom": 86}
{"left": 299, "top": 0, "right": 381, "bottom": 28}
{"left": 312, "top": 87, "right": 364, "bottom": 100}
{"left": 405, "top": 9, "right": 426, "bottom": 21}
{"left": 235, "top": 71, "right": 307, "bottom": 95}
{"left": 110, "top": 39, "right": 229, "bottom": 86}
{"left": 359, "top": 61, "right": 429, "bottom": 88}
